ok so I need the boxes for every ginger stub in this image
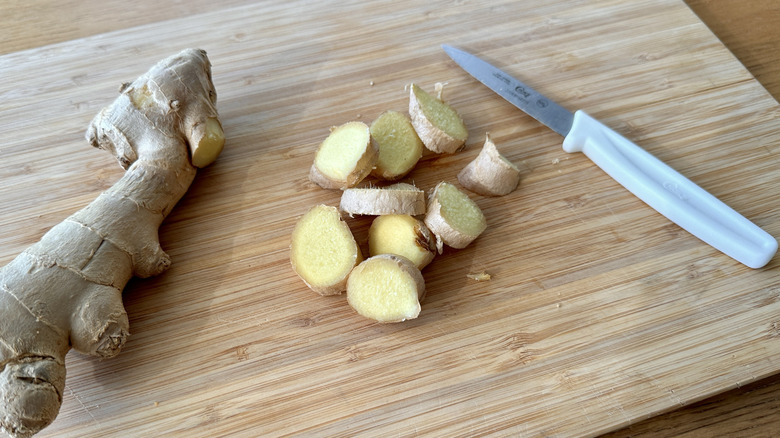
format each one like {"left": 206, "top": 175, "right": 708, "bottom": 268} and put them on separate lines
{"left": 370, "top": 110, "right": 424, "bottom": 181}
{"left": 339, "top": 182, "right": 426, "bottom": 217}
{"left": 424, "top": 181, "right": 487, "bottom": 252}
{"left": 309, "top": 121, "right": 377, "bottom": 189}
{"left": 190, "top": 117, "right": 227, "bottom": 168}
{"left": 408, "top": 83, "right": 468, "bottom": 154}
{"left": 368, "top": 214, "right": 435, "bottom": 270}
{"left": 290, "top": 205, "right": 362, "bottom": 296}
{"left": 347, "top": 254, "right": 426, "bottom": 323}
{"left": 458, "top": 134, "right": 520, "bottom": 196}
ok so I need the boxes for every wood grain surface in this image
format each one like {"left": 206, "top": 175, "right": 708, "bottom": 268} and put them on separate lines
{"left": 1, "top": 1, "right": 778, "bottom": 437}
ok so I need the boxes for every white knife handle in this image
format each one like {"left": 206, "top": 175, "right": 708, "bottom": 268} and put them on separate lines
{"left": 562, "top": 110, "right": 777, "bottom": 268}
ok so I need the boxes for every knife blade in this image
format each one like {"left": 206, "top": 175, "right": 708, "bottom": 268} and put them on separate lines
{"left": 443, "top": 44, "right": 777, "bottom": 269}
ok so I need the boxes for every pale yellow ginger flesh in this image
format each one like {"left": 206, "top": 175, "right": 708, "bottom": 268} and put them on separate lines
{"left": 457, "top": 134, "right": 520, "bottom": 196}
{"left": 368, "top": 214, "right": 436, "bottom": 270}
{"left": 309, "top": 121, "right": 377, "bottom": 189}
{"left": 409, "top": 83, "right": 468, "bottom": 154}
{"left": 347, "top": 254, "right": 426, "bottom": 323}
{"left": 290, "top": 205, "right": 362, "bottom": 296}
{"left": 370, "top": 111, "right": 424, "bottom": 181}
{"left": 0, "top": 49, "right": 223, "bottom": 438}
{"left": 339, "top": 182, "right": 425, "bottom": 216}
{"left": 424, "top": 182, "right": 487, "bottom": 252}
{"left": 190, "top": 117, "right": 226, "bottom": 168}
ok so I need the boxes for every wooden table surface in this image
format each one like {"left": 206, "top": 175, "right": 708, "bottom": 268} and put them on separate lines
{"left": 2, "top": 1, "right": 778, "bottom": 437}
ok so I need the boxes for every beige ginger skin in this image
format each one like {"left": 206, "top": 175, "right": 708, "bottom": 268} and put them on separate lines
{"left": 457, "top": 134, "right": 521, "bottom": 196}
{"left": 0, "top": 49, "right": 224, "bottom": 438}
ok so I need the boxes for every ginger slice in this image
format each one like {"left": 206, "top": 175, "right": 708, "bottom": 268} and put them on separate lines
{"left": 309, "top": 121, "right": 377, "bottom": 189}
{"left": 347, "top": 254, "right": 426, "bottom": 323}
{"left": 457, "top": 133, "right": 521, "bottom": 196}
{"left": 340, "top": 182, "right": 425, "bottom": 216}
{"left": 370, "top": 111, "right": 424, "bottom": 181}
{"left": 368, "top": 214, "right": 436, "bottom": 270}
{"left": 409, "top": 83, "right": 468, "bottom": 154}
{"left": 424, "top": 181, "right": 487, "bottom": 252}
{"left": 290, "top": 205, "right": 362, "bottom": 296}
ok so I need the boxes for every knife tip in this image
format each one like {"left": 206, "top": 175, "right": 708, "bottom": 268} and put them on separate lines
{"left": 441, "top": 44, "right": 459, "bottom": 58}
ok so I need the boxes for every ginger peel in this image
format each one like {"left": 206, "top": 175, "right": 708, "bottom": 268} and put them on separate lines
{"left": 0, "top": 48, "right": 223, "bottom": 438}
{"left": 339, "top": 182, "right": 426, "bottom": 217}
{"left": 458, "top": 134, "right": 520, "bottom": 196}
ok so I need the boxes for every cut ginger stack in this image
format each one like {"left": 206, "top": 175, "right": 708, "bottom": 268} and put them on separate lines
{"left": 293, "top": 81, "right": 521, "bottom": 323}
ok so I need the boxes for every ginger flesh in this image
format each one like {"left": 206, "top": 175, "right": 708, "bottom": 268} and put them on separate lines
{"left": 368, "top": 214, "right": 436, "bottom": 270}
{"left": 347, "top": 254, "right": 425, "bottom": 323}
{"left": 425, "top": 182, "right": 487, "bottom": 251}
{"left": 435, "top": 182, "right": 486, "bottom": 236}
{"left": 310, "top": 121, "right": 376, "bottom": 189}
{"left": 191, "top": 117, "right": 226, "bottom": 168}
{"left": 290, "top": 205, "right": 362, "bottom": 296}
{"left": 0, "top": 49, "right": 222, "bottom": 438}
{"left": 370, "top": 111, "right": 424, "bottom": 181}
{"left": 409, "top": 83, "right": 468, "bottom": 153}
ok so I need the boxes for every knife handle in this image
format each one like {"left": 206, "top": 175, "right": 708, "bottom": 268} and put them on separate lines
{"left": 561, "top": 110, "right": 777, "bottom": 268}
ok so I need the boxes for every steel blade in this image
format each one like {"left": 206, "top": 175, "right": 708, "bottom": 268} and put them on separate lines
{"left": 443, "top": 45, "right": 573, "bottom": 136}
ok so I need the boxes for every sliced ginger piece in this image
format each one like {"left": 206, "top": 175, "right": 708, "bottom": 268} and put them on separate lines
{"left": 340, "top": 182, "right": 425, "bottom": 216}
{"left": 409, "top": 83, "right": 468, "bottom": 154}
{"left": 347, "top": 254, "right": 426, "bottom": 323}
{"left": 290, "top": 205, "right": 362, "bottom": 296}
{"left": 457, "top": 133, "right": 521, "bottom": 196}
{"left": 368, "top": 214, "right": 436, "bottom": 270}
{"left": 309, "top": 121, "right": 377, "bottom": 189}
{"left": 424, "top": 181, "right": 487, "bottom": 252}
{"left": 370, "top": 111, "right": 424, "bottom": 181}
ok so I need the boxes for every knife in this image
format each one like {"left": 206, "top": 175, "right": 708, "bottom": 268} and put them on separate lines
{"left": 442, "top": 44, "right": 777, "bottom": 269}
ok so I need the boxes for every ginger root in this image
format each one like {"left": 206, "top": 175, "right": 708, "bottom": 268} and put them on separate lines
{"left": 369, "top": 111, "right": 424, "bottom": 181}
{"left": 339, "top": 182, "right": 426, "bottom": 216}
{"left": 458, "top": 134, "right": 521, "bottom": 196}
{"left": 290, "top": 205, "right": 363, "bottom": 296}
{"left": 0, "top": 49, "right": 224, "bottom": 438}
{"left": 424, "top": 182, "right": 487, "bottom": 252}
{"left": 408, "top": 83, "right": 468, "bottom": 154}
{"left": 368, "top": 214, "right": 436, "bottom": 270}
{"left": 309, "top": 121, "right": 377, "bottom": 189}
{"left": 347, "top": 254, "right": 426, "bottom": 323}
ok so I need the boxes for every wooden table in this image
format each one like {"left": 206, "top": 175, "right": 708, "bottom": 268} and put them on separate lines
{"left": 1, "top": 1, "right": 778, "bottom": 437}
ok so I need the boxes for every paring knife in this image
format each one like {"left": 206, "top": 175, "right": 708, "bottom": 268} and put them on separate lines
{"left": 442, "top": 44, "right": 777, "bottom": 269}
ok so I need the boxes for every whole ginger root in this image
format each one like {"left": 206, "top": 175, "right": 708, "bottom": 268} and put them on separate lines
{"left": 0, "top": 48, "right": 225, "bottom": 438}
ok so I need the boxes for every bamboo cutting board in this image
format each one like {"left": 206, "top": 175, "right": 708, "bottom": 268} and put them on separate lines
{"left": 1, "top": 0, "right": 779, "bottom": 436}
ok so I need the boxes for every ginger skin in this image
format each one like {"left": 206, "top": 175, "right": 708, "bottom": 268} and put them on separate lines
{"left": 457, "top": 134, "right": 520, "bottom": 196}
{"left": 339, "top": 183, "right": 426, "bottom": 217}
{"left": 0, "top": 49, "right": 224, "bottom": 438}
